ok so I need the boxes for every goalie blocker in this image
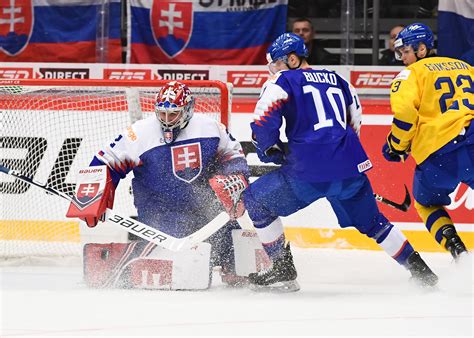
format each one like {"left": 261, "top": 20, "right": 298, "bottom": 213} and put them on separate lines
{"left": 84, "top": 229, "right": 271, "bottom": 290}
{"left": 66, "top": 165, "right": 114, "bottom": 227}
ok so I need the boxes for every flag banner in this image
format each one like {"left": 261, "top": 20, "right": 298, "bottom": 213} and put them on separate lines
{"left": 438, "top": 0, "right": 474, "bottom": 59}
{"left": 130, "top": 0, "right": 288, "bottom": 65}
{"left": 0, "top": 0, "right": 122, "bottom": 63}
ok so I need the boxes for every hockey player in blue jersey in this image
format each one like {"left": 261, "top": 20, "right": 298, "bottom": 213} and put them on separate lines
{"left": 76, "top": 81, "right": 250, "bottom": 288}
{"left": 240, "top": 33, "right": 438, "bottom": 291}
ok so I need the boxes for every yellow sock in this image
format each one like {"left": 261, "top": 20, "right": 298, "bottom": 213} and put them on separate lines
{"left": 414, "top": 201, "right": 454, "bottom": 248}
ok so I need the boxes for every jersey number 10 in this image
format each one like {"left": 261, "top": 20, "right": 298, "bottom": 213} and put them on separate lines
{"left": 303, "top": 85, "right": 347, "bottom": 132}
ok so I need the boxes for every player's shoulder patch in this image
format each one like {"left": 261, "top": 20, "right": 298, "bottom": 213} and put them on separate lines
{"left": 394, "top": 69, "right": 411, "bottom": 81}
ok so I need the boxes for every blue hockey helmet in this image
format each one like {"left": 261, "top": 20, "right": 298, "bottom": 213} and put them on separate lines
{"left": 266, "top": 32, "right": 309, "bottom": 64}
{"left": 394, "top": 23, "right": 434, "bottom": 60}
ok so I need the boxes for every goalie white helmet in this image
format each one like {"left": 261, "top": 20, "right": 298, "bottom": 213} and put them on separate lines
{"left": 155, "top": 81, "right": 195, "bottom": 144}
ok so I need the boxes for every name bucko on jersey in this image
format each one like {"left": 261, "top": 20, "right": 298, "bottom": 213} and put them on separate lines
{"left": 303, "top": 71, "right": 337, "bottom": 85}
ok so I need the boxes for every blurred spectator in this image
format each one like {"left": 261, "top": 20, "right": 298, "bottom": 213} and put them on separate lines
{"left": 291, "top": 18, "right": 339, "bottom": 65}
{"left": 379, "top": 25, "right": 405, "bottom": 65}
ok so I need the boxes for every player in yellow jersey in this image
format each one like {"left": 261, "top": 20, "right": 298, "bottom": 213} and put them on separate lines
{"left": 382, "top": 23, "right": 473, "bottom": 261}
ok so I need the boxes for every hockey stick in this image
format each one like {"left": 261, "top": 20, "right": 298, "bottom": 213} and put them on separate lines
{"left": 374, "top": 184, "right": 411, "bottom": 212}
{"left": 0, "top": 164, "right": 230, "bottom": 251}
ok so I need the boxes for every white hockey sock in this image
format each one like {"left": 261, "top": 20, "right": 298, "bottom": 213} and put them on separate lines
{"left": 377, "top": 226, "right": 412, "bottom": 261}
{"left": 254, "top": 217, "right": 284, "bottom": 246}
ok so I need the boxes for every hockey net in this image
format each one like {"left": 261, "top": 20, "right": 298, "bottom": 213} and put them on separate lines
{"left": 0, "top": 79, "right": 231, "bottom": 260}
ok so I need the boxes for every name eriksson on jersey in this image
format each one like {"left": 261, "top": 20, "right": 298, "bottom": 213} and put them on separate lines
{"left": 303, "top": 72, "right": 337, "bottom": 85}
{"left": 424, "top": 61, "right": 469, "bottom": 72}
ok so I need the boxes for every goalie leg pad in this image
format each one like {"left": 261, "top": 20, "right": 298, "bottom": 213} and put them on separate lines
{"left": 232, "top": 229, "right": 272, "bottom": 276}
{"left": 83, "top": 242, "right": 130, "bottom": 288}
{"left": 83, "top": 242, "right": 212, "bottom": 290}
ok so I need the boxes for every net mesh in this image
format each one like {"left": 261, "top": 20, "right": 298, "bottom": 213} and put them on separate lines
{"left": 0, "top": 81, "right": 228, "bottom": 258}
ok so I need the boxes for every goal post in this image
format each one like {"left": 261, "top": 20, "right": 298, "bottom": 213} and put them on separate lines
{"left": 0, "top": 79, "right": 232, "bottom": 259}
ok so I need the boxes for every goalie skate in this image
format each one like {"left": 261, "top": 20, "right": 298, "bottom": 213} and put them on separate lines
{"left": 248, "top": 244, "right": 300, "bottom": 293}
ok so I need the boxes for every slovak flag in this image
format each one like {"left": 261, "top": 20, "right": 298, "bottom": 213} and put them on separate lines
{"left": 0, "top": 0, "right": 122, "bottom": 62}
{"left": 0, "top": 0, "right": 33, "bottom": 56}
{"left": 130, "top": 0, "right": 288, "bottom": 64}
{"left": 150, "top": 0, "right": 193, "bottom": 58}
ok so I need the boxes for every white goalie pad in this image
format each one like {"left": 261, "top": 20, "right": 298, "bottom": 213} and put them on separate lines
{"left": 232, "top": 229, "right": 272, "bottom": 276}
{"left": 84, "top": 242, "right": 211, "bottom": 290}
{"left": 130, "top": 243, "right": 212, "bottom": 290}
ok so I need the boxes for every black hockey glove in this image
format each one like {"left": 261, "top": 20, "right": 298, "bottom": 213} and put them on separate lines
{"left": 252, "top": 136, "right": 286, "bottom": 165}
{"left": 382, "top": 134, "right": 409, "bottom": 162}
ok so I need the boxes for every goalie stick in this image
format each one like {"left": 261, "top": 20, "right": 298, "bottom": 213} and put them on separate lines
{"left": 374, "top": 185, "right": 411, "bottom": 212}
{"left": 0, "top": 164, "right": 230, "bottom": 251}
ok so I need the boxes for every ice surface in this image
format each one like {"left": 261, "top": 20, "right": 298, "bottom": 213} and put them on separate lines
{"left": 1, "top": 248, "right": 473, "bottom": 337}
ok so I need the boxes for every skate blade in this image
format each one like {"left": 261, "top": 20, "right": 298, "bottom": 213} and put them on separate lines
{"left": 223, "top": 278, "right": 250, "bottom": 288}
{"left": 454, "top": 251, "right": 471, "bottom": 264}
{"left": 249, "top": 280, "right": 300, "bottom": 293}
{"left": 409, "top": 276, "right": 439, "bottom": 291}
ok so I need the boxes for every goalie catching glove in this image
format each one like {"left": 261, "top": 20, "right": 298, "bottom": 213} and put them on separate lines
{"left": 66, "top": 165, "right": 115, "bottom": 227}
{"left": 209, "top": 174, "right": 248, "bottom": 220}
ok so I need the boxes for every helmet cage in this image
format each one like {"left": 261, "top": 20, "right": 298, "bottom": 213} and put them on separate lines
{"left": 154, "top": 81, "right": 195, "bottom": 144}
{"left": 155, "top": 102, "right": 192, "bottom": 130}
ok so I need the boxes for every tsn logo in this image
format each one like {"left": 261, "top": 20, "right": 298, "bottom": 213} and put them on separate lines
{"left": 351, "top": 72, "right": 398, "bottom": 88}
{"left": 228, "top": 71, "right": 269, "bottom": 87}
{"left": 0, "top": 68, "right": 32, "bottom": 79}
{"left": 104, "top": 69, "right": 151, "bottom": 80}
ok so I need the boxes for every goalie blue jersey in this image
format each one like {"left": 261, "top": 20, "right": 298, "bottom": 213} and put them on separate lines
{"left": 252, "top": 68, "right": 371, "bottom": 182}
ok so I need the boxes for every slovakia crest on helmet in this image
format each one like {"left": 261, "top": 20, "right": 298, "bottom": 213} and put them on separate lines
{"left": 0, "top": 0, "right": 34, "bottom": 56}
{"left": 171, "top": 142, "right": 202, "bottom": 183}
{"left": 150, "top": 0, "right": 193, "bottom": 58}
